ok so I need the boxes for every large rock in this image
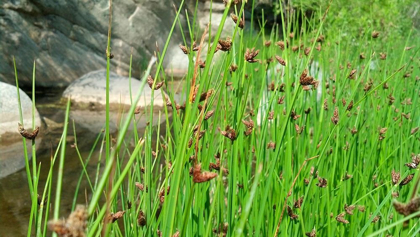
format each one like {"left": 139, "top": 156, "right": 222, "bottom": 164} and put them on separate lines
{"left": 0, "top": 82, "right": 42, "bottom": 141}
{"left": 0, "top": 0, "right": 187, "bottom": 87}
{"left": 62, "top": 70, "right": 168, "bottom": 133}
{"left": 0, "top": 82, "right": 42, "bottom": 178}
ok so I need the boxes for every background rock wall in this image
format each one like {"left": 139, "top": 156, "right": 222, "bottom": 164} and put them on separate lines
{"left": 0, "top": 0, "right": 186, "bottom": 87}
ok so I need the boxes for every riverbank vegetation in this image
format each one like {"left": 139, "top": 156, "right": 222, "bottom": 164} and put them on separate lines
{"left": 15, "top": 0, "right": 420, "bottom": 236}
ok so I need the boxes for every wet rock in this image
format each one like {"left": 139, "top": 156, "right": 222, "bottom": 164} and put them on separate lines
{"left": 0, "top": 82, "right": 42, "bottom": 178}
{"left": 62, "top": 70, "right": 168, "bottom": 133}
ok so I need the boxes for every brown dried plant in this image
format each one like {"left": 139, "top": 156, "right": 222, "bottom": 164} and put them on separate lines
{"left": 18, "top": 123, "right": 40, "bottom": 140}
{"left": 109, "top": 211, "right": 125, "bottom": 223}
{"left": 336, "top": 212, "right": 349, "bottom": 224}
{"left": 230, "top": 13, "right": 244, "bottom": 29}
{"left": 217, "top": 38, "right": 232, "bottom": 52}
{"left": 245, "top": 48, "right": 259, "bottom": 63}
{"left": 192, "top": 163, "right": 218, "bottom": 183}
{"left": 147, "top": 75, "right": 164, "bottom": 90}
{"left": 48, "top": 205, "right": 87, "bottom": 237}
{"left": 219, "top": 126, "right": 237, "bottom": 141}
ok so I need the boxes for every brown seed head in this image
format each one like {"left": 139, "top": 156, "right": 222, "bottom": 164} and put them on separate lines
{"left": 371, "top": 31, "right": 379, "bottom": 38}
{"left": 135, "top": 182, "right": 146, "bottom": 192}
{"left": 137, "top": 210, "right": 146, "bottom": 226}
{"left": 371, "top": 215, "right": 380, "bottom": 223}
{"left": 290, "top": 110, "right": 301, "bottom": 120}
{"left": 147, "top": 75, "right": 164, "bottom": 90}
{"left": 336, "top": 212, "right": 349, "bottom": 224}
{"left": 379, "top": 52, "right": 387, "bottom": 60}
{"left": 204, "top": 110, "right": 215, "bottom": 120}
{"left": 245, "top": 48, "right": 259, "bottom": 63}
{"left": 304, "top": 47, "right": 311, "bottom": 56}
{"left": 179, "top": 44, "right": 189, "bottom": 54}
{"left": 331, "top": 107, "right": 339, "bottom": 125}
{"left": 48, "top": 205, "right": 87, "bottom": 237}
{"left": 230, "top": 13, "right": 244, "bottom": 29}
{"left": 217, "top": 38, "right": 232, "bottom": 52}
{"left": 18, "top": 123, "right": 40, "bottom": 140}
{"left": 391, "top": 170, "right": 401, "bottom": 185}
{"left": 276, "top": 41, "right": 285, "bottom": 50}
{"left": 346, "top": 100, "right": 354, "bottom": 111}
{"left": 109, "top": 211, "right": 125, "bottom": 223}
{"left": 287, "top": 206, "right": 299, "bottom": 220}
{"left": 316, "top": 177, "right": 327, "bottom": 188}
{"left": 289, "top": 32, "right": 295, "bottom": 38}
{"left": 305, "top": 228, "right": 316, "bottom": 237}
{"left": 405, "top": 154, "right": 420, "bottom": 169}
{"left": 393, "top": 197, "right": 420, "bottom": 217}
{"left": 344, "top": 204, "right": 356, "bottom": 215}
{"left": 348, "top": 69, "right": 357, "bottom": 79}
{"left": 219, "top": 126, "right": 237, "bottom": 141}
{"left": 192, "top": 41, "right": 199, "bottom": 51}
{"left": 400, "top": 174, "right": 414, "bottom": 186}
{"left": 294, "top": 196, "right": 304, "bottom": 209}
{"left": 317, "top": 35, "right": 325, "bottom": 42}
{"left": 229, "top": 64, "right": 238, "bottom": 72}
{"left": 192, "top": 163, "right": 218, "bottom": 183}
{"left": 267, "top": 141, "right": 276, "bottom": 150}
{"left": 275, "top": 55, "right": 286, "bottom": 66}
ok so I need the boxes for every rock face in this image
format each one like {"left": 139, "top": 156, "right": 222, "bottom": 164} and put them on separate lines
{"left": 62, "top": 70, "right": 168, "bottom": 133}
{"left": 0, "top": 82, "right": 42, "bottom": 178}
{"left": 0, "top": 82, "right": 42, "bottom": 140}
{"left": 0, "top": 0, "right": 186, "bottom": 87}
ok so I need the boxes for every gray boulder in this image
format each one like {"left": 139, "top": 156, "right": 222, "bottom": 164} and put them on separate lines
{"left": 0, "top": 82, "right": 42, "bottom": 178}
{"left": 62, "top": 70, "right": 168, "bottom": 133}
{"left": 0, "top": 0, "right": 186, "bottom": 87}
{"left": 0, "top": 81, "right": 42, "bottom": 140}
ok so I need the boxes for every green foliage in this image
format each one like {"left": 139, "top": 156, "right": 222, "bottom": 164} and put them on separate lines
{"left": 15, "top": 0, "right": 420, "bottom": 236}
{"left": 296, "top": 0, "right": 418, "bottom": 41}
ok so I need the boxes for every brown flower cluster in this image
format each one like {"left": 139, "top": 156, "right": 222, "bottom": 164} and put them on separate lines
{"left": 138, "top": 210, "right": 146, "bottom": 226}
{"left": 230, "top": 13, "right": 244, "bottom": 29}
{"left": 331, "top": 107, "right": 339, "bottom": 125}
{"left": 299, "top": 69, "right": 319, "bottom": 91}
{"left": 147, "top": 75, "right": 164, "bottom": 90}
{"left": 245, "top": 48, "right": 259, "bottom": 63}
{"left": 219, "top": 126, "right": 237, "bottom": 141}
{"left": 287, "top": 205, "right": 299, "bottom": 220}
{"left": 216, "top": 38, "right": 232, "bottom": 52}
{"left": 192, "top": 163, "right": 218, "bottom": 183}
{"left": 48, "top": 205, "right": 87, "bottom": 237}
{"left": 18, "top": 123, "right": 40, "bottom": 140}
{"left": 275, "top": 55, "right": 286, "bottom": 66}
{"left": 209, "top": 158, "right": 229, "bottom": 175}
{"left": 242, "top": 119, "right": 254, "bottom": 136}
{"left": 109, "top": 211, "right": 125, "bottom": 223}
{"left": 405, "top": 154, "right": 420, "bottom": 169}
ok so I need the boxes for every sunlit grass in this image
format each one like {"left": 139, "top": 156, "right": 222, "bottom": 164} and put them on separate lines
{"left": 13, "top": 0, "right": 420, "bottom": 236}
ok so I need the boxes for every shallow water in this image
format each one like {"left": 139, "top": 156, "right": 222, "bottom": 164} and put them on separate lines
{"left": 0, "top": 87, "right": 168, "bottom": 235}
{"left": 0, "top": 88, "right": 104, "bottom": 236}
{"left": 0, "top": 78, "right": 184, "bottom": 235}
